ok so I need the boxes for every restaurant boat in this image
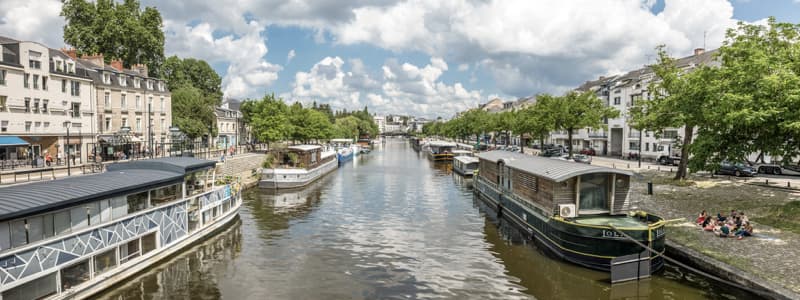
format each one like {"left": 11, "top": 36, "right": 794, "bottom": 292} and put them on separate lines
{"left": 331, "top": 138, "right": 356, "bottom": 162}
{"left": 0, "top": 157, "right": 242, "bottom": 300}
{"left": 453, "top": 156, "right": 479, "bottom": 177}
{"left": 452, "top": 149, "right": 474, "bottom": 158}
{"left": 473, "top": 151, "right": 666, "bottom": 272}
{"left": 427, "top": 141, "right": 457, "bottom": 162}
{"left": 260, "top": 145, "right": 338, "bottom": 189}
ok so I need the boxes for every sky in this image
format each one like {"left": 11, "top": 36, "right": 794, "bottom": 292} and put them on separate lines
{"left": 1, "top": 0, "right": 799, "bottom": 118}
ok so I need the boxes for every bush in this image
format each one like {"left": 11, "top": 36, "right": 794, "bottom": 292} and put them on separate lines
{"left": 262, "top": 153, "right": 276, "bottom": 168}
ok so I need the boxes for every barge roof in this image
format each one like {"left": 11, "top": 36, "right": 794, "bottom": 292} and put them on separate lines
{"left": 455, "top": 156, "right": 479, "bottom": 164}
{"left": 288, "top": 145, "right": 322, "bottom": 151}
{"left": 476, "top": 151, "right": 632, "bottom": 182}
{"left": 428, "top": 141, "right": 457, "bottom": 147}
{"left": 0, "top": 157, "right": 216, "bottom": 222}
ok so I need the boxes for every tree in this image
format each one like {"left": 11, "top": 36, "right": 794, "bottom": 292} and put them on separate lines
{"left": 552, "top": 91, "right": 619, "bottom": 158}
{"left": 161, "top": 56, "right": 223, "bottom": 105}
{"left": 334, "top": 116, "right": 361, "bottom": 139}
{"left": 250, "top": 94, "right": 290, "bottom": 147}
{"left": 62, "top": 0, "right": 165, "bottom": 75}
{"left": 631, "top": 45, "right": 718, "bottom": 179}
{"left": 171, "top": 86, "right": 217, "bottom": 139}
{"left": 514, "top": 97, "right": 556, "bottom": 153}
{"left": 487, "top": 111, "right": 514, "bottom": 146}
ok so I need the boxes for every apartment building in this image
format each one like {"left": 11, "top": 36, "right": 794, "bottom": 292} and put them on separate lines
{"left": 0, "top": 36, "right": 95, "bottom": 164}
{"left": 214, "top": 103, "right": 241, "bottom": 149}
{"left": 549, "top": 48, "right": 717, "bottom": 159}
{"left": 70, "top": 52, "right": 171, "bottom": 157}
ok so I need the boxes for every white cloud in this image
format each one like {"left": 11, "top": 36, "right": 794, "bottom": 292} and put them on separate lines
{"left": 0, "top": 0, "right": 64, "bottom": 48}
{"left": 457, "top": 64, "right": 469, "bottom": 71}
{"left": 286, "top": 56, "right": 481, "bottom": 118}
{"left": 287, "top": 49, "right": 296, "bottom": 63}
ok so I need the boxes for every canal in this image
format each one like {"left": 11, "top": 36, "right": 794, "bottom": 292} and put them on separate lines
{"left": 92, "top": 139, "right": 749, "bottom": 299}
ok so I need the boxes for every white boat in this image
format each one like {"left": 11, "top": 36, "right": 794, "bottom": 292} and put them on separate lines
{"left": 0, "top": 157, "right": 242, "bottom": 300}
{"left": 452, "top": 149, "right": 474, "bottom": 158}
{"left": 260, "top": 145, "right": 338, "bottom": 189}
{"left": 427, "top": 141, "right": 458, "bottom": 162}
{"left": 453, "top": 156, "right": 480, "bottom": 176}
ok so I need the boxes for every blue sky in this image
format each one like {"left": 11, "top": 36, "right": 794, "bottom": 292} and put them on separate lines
{"left": 3, "top": 0, "right": 800, "bottom": 118}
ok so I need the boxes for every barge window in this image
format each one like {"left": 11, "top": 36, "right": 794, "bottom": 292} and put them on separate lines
{"left": 93, "top": 249, "right": 117, "bottom": 275}
{"left": 88, "top": 202, "right": 102, "bottom": 225}
{"left": 10, "top": 219, "right": 26, "bottom": 247}
{"left": 43, "top": 214, "right": 54, "bottom": 239}
{"left": 141, "top": 233, "right": 157, "bottom": 254}
{"left": 54, "top": 210, "right": 71, "bottom": 235}
{"left": 0, "top": 222, "right": 9, "bottom": 250}
{"left": 60, "top": 259, "right": 90, "bottom": 291}
{"left": 27, "top": 216, "right": 45, "bottom": 243}
{"left": 111, "top": 196, "right": 128, "bottom": 220}
{"left": 150, "top": 184, "right": 182, "bottom": 206}
{"left": 579, "top": 174, "right": 609, "bottom": 211}
{"left": 119, "top": 239, "right": 140, "bottom": 263}
{"left": 127, "top": 191, "right": 149, "bottom": 214}
{"left": 70, "top": 206, "right": 89, "bottom": 231}
{"left": 1, "top": 272, "right": 57, "bottom": 300}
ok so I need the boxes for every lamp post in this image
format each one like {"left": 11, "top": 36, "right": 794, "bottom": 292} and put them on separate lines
{"left": 64, "top": 120, "right": 71, "bottom": 176}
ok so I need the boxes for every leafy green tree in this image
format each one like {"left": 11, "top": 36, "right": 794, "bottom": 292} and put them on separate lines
{"left": 334, "top": 116, "right": 361, "bottom": 139}
{"left": 514, "top": 97, "right": 556, "bottom": 153}
{"left": 488, "top": 111, "right": 514, "bottom": 146}
{"left": 161, "top": 56, "right": 223, "bottom": 105}
{"left": 171, "top": 86, "right": 217, "bottom": 139}
{"left": 250, "top": 94, "right": 290, "bottom": 148}
{"left": 62, "top": 0, "right": 165, "bottom": 75}
{"left": 631, "top": 46, "right": 717, "bottom": 179}
{"left": 552, "top": 91, "right": 619, "bottom": 158}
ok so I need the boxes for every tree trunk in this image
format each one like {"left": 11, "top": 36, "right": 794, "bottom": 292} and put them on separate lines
{"left": 539, "top": 134, "right": 545, "bottom": 154}
{"left": 520, "top": 133, "right": 526, "bottom": 153}
{"left": 675, "top": 126, "right": 694, "bottom": 180}
{"left": 567, "top": 128, "right": 574, "bottom": 158}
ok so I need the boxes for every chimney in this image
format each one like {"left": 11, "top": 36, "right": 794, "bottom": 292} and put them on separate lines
{"left": 61, "top": 48, "right": 78, "bottom": 59}
{"left": 81, "top": 53, "right": 104, "bottom": 68}
{"left": 132, "top": 63, "right": 148, "bottom": 77}
{"left": 110, "top": 59, "right": 124, "bottom": 71}
{"left": 694, "top": 48, "right": 705, "bottom": 56}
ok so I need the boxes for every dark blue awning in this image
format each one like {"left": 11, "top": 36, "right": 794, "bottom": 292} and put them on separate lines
{"left": 0, "top": 136, "right": 29, "bottom": 147}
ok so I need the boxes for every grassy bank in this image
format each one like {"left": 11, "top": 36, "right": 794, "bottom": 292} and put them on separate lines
{"left": 753, "top": 201, "right": 800, "bottom": 235}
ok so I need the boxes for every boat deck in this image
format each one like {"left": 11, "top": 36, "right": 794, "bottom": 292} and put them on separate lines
{"left": 572, "top": 216, "right": 650, "bottom": 229}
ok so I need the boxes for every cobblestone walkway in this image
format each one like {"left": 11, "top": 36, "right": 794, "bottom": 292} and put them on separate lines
{"left": 631, "top": 171, "right": 800, "bottom": 295}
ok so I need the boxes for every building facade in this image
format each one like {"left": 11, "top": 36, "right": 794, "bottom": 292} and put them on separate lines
{"left": 213, "top": 105, "right": 241, "bottom": 149}
{"left": 72, "top": 52, "right": 171, "bottom": 159}
{"left": 0, "top": 36, "right": 95, "bottom": 165}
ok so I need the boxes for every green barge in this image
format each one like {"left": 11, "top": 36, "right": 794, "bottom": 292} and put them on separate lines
{"left": 474, "top": 151, "right": 666, "bottom": 272}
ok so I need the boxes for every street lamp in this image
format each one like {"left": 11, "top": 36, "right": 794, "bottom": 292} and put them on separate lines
{"left": 64, "top": 120, "right": 71, "bottom": 176}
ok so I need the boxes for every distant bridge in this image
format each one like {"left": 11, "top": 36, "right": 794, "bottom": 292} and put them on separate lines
{"left": 381, "top": 131, "right": 410, "bottom": 137}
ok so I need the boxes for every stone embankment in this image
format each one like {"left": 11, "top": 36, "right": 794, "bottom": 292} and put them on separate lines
{"left": 215, "top": 152, "right": 265, "bottom": 188}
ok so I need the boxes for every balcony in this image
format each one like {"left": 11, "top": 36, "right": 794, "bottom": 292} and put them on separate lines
{"left": 587, "top": 132, "right": 608, "bottom": 140}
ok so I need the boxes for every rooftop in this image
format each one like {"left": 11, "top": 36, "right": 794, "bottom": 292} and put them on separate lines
{"left": 476, "top": 151, "right": 631, "bottom": 182}
{"left": 288, "top": 145, "right": 322, "bottom": 151}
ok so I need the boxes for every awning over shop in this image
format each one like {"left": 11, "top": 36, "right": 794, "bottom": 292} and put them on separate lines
{"left": 0, "top": 136, "right": 29, "bottom": 147}
{"left": 98, "top": 134, "right": 142, "bottom": 145}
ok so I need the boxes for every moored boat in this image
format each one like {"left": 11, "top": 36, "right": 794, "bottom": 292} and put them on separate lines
{"left": 452, "top": 149, "right": 474, "bottom": 158}
{"left": 453, "top": 156, "right": 479, "bottom": 176}
{"left": 427, "top": 141, "right": 457, "bottom": 162}
{"left": 260, "top": 145, "right": 338, "bottom": 189}
{"left": 331, "top": 138, "right": 356, "bottom": 162}
{"left": 0, "top": 157, "right": 242, "bottom": 300}
{"left": 473, "top": 151, "right": 666, "bottom": 272}
{"left": 410, "top": 137, "right": 422, "bottom": 152}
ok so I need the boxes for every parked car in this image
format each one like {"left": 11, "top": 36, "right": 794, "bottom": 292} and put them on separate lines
{"left": 572, "top": 154, "right": 592, "bottom": 164}
{"left": 657, "top": 155, "right": 681, "bottom": 166}
{"left": 580, "top": 148, "right": 596, "bottom": 156}
{"left": 540, "top": 149, "right": 562, "bottom": 157}
{"left": 716, "top": 161, "right": 758, "bottom": 177}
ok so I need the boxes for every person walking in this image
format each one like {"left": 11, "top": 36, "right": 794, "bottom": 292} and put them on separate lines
{"left": 45, "top": 152, "right": 53, "bottom": 167}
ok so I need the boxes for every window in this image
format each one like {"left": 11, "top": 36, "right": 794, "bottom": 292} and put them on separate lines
{"left": 2, "top": 272, "right": 57, "bottom": 300}
{"left": 104, "top": 92, "right": 110, "bottom": 108}
{"left": 613, "top": 97, "right": 621, "bottom": 105}
{"left": 111, "top": 196, "right": 128, "bottom": 219}
{"left": 121, "top": 117, "right": 127, "bottom": 128}
{"left": 127, "top": 191, "right": 148, "bottom": 214}
{"left": 44, "top": 122, "right": 49, "bottom": 128}
{"left": 24, "top": 97, "right": 30, "bottom": 112}
{"left": 33, "top": 98, "right": 39, "bottom": 113}
{"left": 88, "top": 201, "right": 101, "bottom": 225}
{"left": 61, "top": 260, "right": 90, "bottom": 291}
{"left": 119, "top": 239, "right": 141, "bottom": 263}
{"left": 147, "top": 80, "right": 153, "bottom": 90}
{"left": 0, "top": 69, "right": 6, "bottom": 85}
{"left": 141, "top": 232, "right": 157, "bottom": 254}
{"left": 119, "top": 75, "right": 126, "bottom": 86}
{"left": 71, "top": 81, "right": 80, "bottom": 96}
{"left": 134, "top": 78, "right": 140, "bottom": 88}
{"left": 28, "top": 59, "right": 41, "bottom": 69}
{"left": 54, "top": 210, "right": 71, "bottom": 235}
{"left": 160, "top": 97, "right": 164, "bottom": 111}
{"left": 135, "top": 95, "right": 141, "bottom": 109}
{"left": 62, "top": 79, "right": 67, "bottom": 93}
{"left": 24, "top": 121, "right": 31, "bottom": 132}
{"left": 645, "top": 143, "right": 650, "bottom": 151}
{"left": 150, "top": 184, "right": 182, "bottom": 206}
{"left": 1, "top": 120, "right": 7, "bottom": 132}
{"left": 42, "top": 76, "right": 47, "bottom": 90}
{"left": 55, "top": 60, "right": 63, "bottom": 72}
{"left": 24, "top": 73, "right": 29, "bottom": 88}
{"left": 105, "top": 117, "right": 112, "bottom": 131}
{"left": 1, "top": 95, "right": 8, "bottom": 112}
{"left": 94, "top": 249, "right": 117, "bottom": 275}
{"left": 0, "top": 222, "right": 9, "bottom": 250}
{"left": 26, "top": 216, "right": 45, "bottom": 244}
{"left": 136, "top": 118, "right": 141, "bottom": 131}
{"left": 160, "top": 118, "right": 165, "bottom": 132}
{"left": 148, "top": 96, "right": 153, "bottom": 107}
{"left": 9, "top": 219, "right": 26, "bottom": 247}
{"left": 579, "top": 173, "right": 609, "bottom": 211}
{"left": 42, "top": 99, "right": 48, "bottom": 113}
{"left": 33, "top": 74, "right": 39, "bottom": 89}
{"left": 103, "top": 73, "right": 111, "bottom": 84}
{"left": 67, "top": 62, "right": 75, "bottom": 73}
{"left": 121, "top": 94, "right": 126, "bottom": 108}
{"left": 71, "top": 103, "right": 80, "bottom": 118}
{"left": 70, "top": 206, "right": 88, "bottom": 231}
{"left": 629, "top": 142, "right": 639, "bottom": 151}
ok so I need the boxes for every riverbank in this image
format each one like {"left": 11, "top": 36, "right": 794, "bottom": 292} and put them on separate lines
{"left": 633, "top": 170, "right": 800, "bottom": 299}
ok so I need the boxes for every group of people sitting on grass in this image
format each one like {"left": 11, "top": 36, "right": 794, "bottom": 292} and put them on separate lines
{"left": 696, "top": 209, "right": 754, "bottom": 240}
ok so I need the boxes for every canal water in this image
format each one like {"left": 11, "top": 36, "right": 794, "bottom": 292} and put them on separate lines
{"left": 92, "top": 139, "right": 750, "bottom": 300}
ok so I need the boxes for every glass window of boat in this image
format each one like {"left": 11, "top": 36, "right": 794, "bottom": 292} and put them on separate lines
{"left": 141, "top": 232, "right": 157, "bottom": 254}
{"left": 9, "top": 219, "right": 26, "bottom": 247}
{"left": 1, "top": 272, "right": 57, "bottom": 300}
{"left": 119, "top": 239, "right": 140, "bottom": 263}
{"left": 54, "top": 210, "right": 71, "bottom": 235}
{"left": 0, "top": 222, "right": 10, "bottom": 250}
{"left": 60, "top": 259, "right": 90, "bottom": 292}
{"left": 70, "top": 206, "right": 89, "bottom": 231}
{"left": 88, "top": 201, "right": 102, "bottom": 225}
{"left": 93, "top": 249, "right": 117, "bottom": 275}
{"left": 150, "top": 183, "right": 182, "bottom": 206}
{"left": 26, "top": 215, "right": 45, "bottom": 244}
{"left": 111, "top": 196, "right": 128, "bottom": 220}
{"left": 127, "top": 191, "right": 149, "bottom": 214}
{"left": 579, "top": 173, "right": 610, "bottom": 211}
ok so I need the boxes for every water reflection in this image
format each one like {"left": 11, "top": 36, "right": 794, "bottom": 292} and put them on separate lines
{"left": 94, "top": 139, "right": 753, "bottom": 300}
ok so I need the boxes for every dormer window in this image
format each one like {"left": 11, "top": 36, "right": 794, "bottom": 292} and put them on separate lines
{"left": 28, "top": 50, "right": 42, "bottom": 69}
{"left": 103, "top": 73, "right": 112, "bottom": 85}
{"left": 134, "top": 78, "right": 140, "bottom": 88}
{"left": 119, "top": 75, "right": 127, "bottom": 87}
{"left": 146, "top": 80, "right": 153, "bottom": 90}
{"left": 55, "top": 60, "right": 63, "bottom": 72}
{"left": 67, "top": 62, "right": 75, "bottom": 74}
